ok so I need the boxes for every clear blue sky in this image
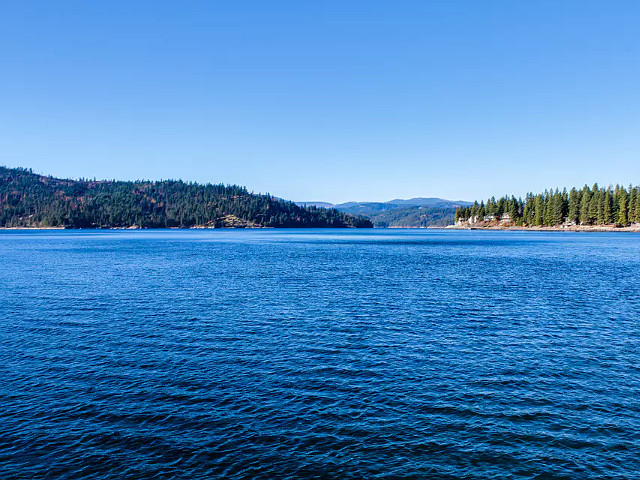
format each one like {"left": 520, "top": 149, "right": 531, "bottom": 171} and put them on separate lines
{"left": 1, "top": 1, "right": 639, "bottom": 203}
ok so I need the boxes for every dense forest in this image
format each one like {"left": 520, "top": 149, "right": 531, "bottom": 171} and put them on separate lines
{"left": 456, "top": 184, "right": 640, "bottom": 227}
{"left": 0, "top": 166, "right": 372, "bottom": 228}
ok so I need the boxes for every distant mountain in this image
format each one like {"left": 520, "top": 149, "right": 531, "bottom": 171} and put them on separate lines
{"left": 295, "top": 197, "right": 471, "bottom": 227}
{"left": 387, "top": 197, "right": 472, "bottom": 208}
{"left": 332, "top": 202, "right": 398, "bottom": 216}
{"left": 295, "top": 201, "right": 335, "bottom": 209}
{"left": 365, "top": 206, "right": 461, "bottom": 228}
{"left": 0, "top": 166, "right": 372, "bottom": 229}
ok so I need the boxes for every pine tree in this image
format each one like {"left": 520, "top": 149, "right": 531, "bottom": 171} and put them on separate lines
{"left": 523, "top": 193, "right": 534, "bottom": 225}
{"left": 486, "top": 197, "right": 497, "bottom": 218}
{"left": 533, "top": 195, "right": 544, "bottom": 226}
{"left": 561, "top": 188, "right": 569, "bottom": 220}
{"left": 603, "top": 189, "right": 613, "bottom": 224}
{"left": 630, "top": 188, "right": 639, "bottom": 223}
{"left": 568, "top": 188, "right": 580, "bottom": 224}
{"left": 628, "top": 188, "right": 637, "bottom": 224}
{"left": 579, "top": 186, "right": 591, "bottom": 225}
{"left": 542, "top": 190, "right": 553, "bottom": 226}
{"left": 497, "top": 197, "right": 507, "bottom": 219}
{"left": 470, "top": 201, "right": 479, "bottom": 221}
{"left": 549, "top": 190, "right": 564, "bottom": 225}
{"left": 613, "top": 185, "right": 622, "bottom": 221}
{"left": 592, "top": 188, "right": 604, "bottom": 225}
{"left": 508, "top": 197, "right": 519, "bottom": 224}
{"left": 616, "top": 192, "right": 628, "bottom": 226}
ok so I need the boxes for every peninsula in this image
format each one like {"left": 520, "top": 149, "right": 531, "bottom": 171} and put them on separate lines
{"left": 0, "top": 166, "right": 372, "bottom": 229}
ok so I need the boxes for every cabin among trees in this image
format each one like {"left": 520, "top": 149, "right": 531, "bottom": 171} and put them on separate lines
{"left": 456, "top": 184, "right": 640, "bottom": 227}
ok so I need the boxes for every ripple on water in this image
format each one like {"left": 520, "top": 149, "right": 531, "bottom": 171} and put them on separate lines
{"left": 1, "top": 229, "right": 640, "bottom": 479}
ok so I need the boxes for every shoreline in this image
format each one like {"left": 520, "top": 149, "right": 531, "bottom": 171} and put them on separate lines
{"left": 446, "top": 224, "right": 640, "bottom": 232}
{"left": 0, "top": 225, "right": 359, "bottom": 230}
{"left": 2, "top": 225, "right": 640, "bottom": 232}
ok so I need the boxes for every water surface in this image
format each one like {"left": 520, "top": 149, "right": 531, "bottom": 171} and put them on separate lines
{"left": 1, "top": 229, "right": 639, "bottom": 479}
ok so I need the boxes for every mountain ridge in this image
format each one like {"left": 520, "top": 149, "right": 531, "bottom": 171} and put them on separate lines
{"left": 298, "top": 197, "right": 471, "bottom": 209}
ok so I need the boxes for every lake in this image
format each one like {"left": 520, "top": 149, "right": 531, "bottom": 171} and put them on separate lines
{"left": 1, "top": 229, "right": 639, "bottom": 479}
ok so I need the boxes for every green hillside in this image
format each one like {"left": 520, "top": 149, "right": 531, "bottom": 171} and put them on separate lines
{"left": 0, "top": 166, "right": 372, "bottom": 229}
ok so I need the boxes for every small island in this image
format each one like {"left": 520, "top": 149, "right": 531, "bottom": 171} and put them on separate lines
{"left": 454, "top": 184, "right": 640, "bottom": 231}
{"left": 0, "top": 166, "right": 372, "bottom": 229}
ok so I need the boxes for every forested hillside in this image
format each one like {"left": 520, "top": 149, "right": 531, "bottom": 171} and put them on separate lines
{"left": 456, "top": 184, "right": 640, "bottom": 227}
{"left": 371, "top": 206, "right": 458, "bottom": 228}
{"left": 0, "top": 166, "right": 372, "bottom": 228}
{"left": 298, "top": 198, "right": 470, "bottom": 227}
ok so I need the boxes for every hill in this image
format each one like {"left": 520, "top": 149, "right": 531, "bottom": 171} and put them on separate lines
{"left": 387, "top": 197, "right": 471, "bottom": 208}
{"left": 294, "top": 201, "right": 335, "bottom": 209}
{"left": 0, "top": 166, "right": 372, "bottom": 229}
{"left": 296, "top": 198, "right": 471, "bottom": 227}
{"left": 367, "top": 206, "right": 462, "bottom": 228}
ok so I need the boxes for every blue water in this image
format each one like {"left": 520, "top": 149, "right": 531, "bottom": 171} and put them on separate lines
{"left": 1, "top": 229, "right": 640, "bottom": 479}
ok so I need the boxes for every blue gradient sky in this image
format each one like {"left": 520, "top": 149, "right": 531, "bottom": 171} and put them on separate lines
{"left": 1, "top": 1, "right": 639, "bottom": 203}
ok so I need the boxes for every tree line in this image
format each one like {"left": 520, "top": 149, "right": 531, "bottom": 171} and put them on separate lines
{"left": 455, "top": 184, "right": 640, "bottom": 227}
{"left": 0, "top": 166, "right": 372, "bottom": 228}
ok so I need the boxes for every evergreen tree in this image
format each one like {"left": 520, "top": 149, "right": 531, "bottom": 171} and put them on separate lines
{"left": 533, "top": 195, "right": 544, "bottom": 226}
{"left": 616, "top": 191, "right": 628, "bottom": 226}
{"left": 590, "top": 188, "right": 602, "bottom": 225}
{"left": 541, "top": 190, "right": 551, "bottom": 225}
{"left": 550, "top": 189, "right": 565, "bottom": 225}
{"left": 470, "top": 201, "right": 479, "bottom": 221}
{"left": 568, "top": 188, "right": 580, "bottom": 224}
{"left": 629, "top": 187, "right": 639, "bottom": 223}
{"left": 603, "top": 189, "right": 613, "bottom": 225}
{"left": 579, "top": 186, "right": 592, "bottom": 225}
{"left": 507, "top": 197, "right": 517, "bottom": 223}
{"left": 478, "top": 201, "right": 485, "bottom": 221}
{"left": 523, "top": 193, "right": 534, "bottom": 225}
{"left": 486, "top": 197, "right": 497, "bottom": 218}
